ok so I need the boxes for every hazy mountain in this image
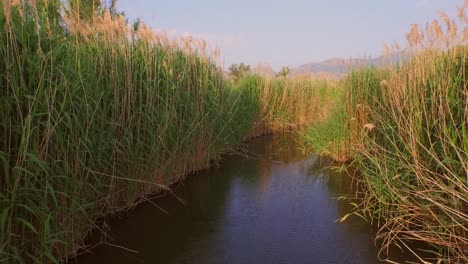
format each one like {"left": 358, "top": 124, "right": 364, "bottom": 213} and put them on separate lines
{"left": 222, "top": 53, "right": 407, "bottom": 80}
{"left": 291, "top": 53, "right": 407, "bottom": 77}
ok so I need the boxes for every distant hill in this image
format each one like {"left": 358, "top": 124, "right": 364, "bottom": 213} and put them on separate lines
{"left": 222, "top": 53, "right": 407, "bottom": 80}
{"left": 291, "top": 53, "right": 407, "bottom": 77}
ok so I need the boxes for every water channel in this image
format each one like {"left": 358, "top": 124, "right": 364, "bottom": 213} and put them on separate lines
{"left": 75, "top": 134, "right": 416, "bottom": 264}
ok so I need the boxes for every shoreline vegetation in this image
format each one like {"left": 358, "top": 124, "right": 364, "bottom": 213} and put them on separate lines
{"left": 303, "top": 8, "right": 468, "bottom": 263}
{"left": 0, "top": 0, "right": 466, "bottom": 263}
{"left": 0, "top": 2, "right": 334, "bottom": 262}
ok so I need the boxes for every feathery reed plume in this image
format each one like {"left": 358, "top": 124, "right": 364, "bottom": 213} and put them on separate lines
{"left": 383, "top": 43, "right": 391, "bottom": 57}
{"left": 458, "top": 6, "right": 468, "bottom": 24}
{"left": 406, "top": 24, "right": 423, "bottom": 48}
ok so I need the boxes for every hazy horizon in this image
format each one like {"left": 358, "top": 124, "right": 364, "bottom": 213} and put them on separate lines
{"left": 117, "top": 0, "right": 463, "bottom": 70}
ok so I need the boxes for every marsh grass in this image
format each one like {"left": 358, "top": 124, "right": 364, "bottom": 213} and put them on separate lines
{"left": 303, "top": 4, "right": 467, "bottom": 262}
{"left": 347, "top": 47, "right": 468, "bottom": 263}
{"left": 329, "top": 7, "right": 467, "bottom": 262}
{"left": 0, "top": 2, "right": 326, "bottom": 263}
{"left": 302, "top": 86, "right": 350, "bottom": 162}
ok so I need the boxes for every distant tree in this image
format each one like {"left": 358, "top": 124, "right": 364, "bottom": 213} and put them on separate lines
{"left": 67, "top": 0, "right": 123, "bottom": 20}
{"left": 107, "top": 0, "right": 120, "bottom": 17}
{"left": 229, "top": 63, "right": 251, "bottom": 81}
{"left": 132, "top": 18, "right": 142, "bottom": 32}
{"left": 276, "top": 67, "right": 290, "bottom": 77}
{"left": 67, "top": 0, "right": 104, "bottom": 20}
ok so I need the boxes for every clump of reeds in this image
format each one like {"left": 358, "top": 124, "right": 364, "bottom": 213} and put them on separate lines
{"left": 302, "top": 82, "right": 351, "bottom": 162}
{"left": 234, "top": 74, "right": 335, "bottom": 136}
{"left": 0, "top": 1, "right": 250, "bottom": 262}
{"left": 345, "top": 5, "right": 468, "bottom": 262}
{"left": 0, "top": 1, "right": 324, "bottom": 263}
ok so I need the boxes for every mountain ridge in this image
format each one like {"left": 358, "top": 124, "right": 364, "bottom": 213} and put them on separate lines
{"left": 224, "top": 53, "right": 407, "bottom": 79}
{"left": 290, "top": 53, "right": 406, "bottom": 77}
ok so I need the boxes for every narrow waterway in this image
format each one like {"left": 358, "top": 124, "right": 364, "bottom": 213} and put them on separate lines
{"left": 74, "top": 134, "right": 408, "bottom": 264}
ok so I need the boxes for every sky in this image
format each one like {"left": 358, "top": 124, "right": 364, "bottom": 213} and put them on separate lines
{"left": 117, "top": 0, "right": 464, "bottom": 70}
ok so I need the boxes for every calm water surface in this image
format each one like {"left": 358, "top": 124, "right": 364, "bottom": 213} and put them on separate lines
{"left": 75, "top": 134, "right": 408, "bottom": 264}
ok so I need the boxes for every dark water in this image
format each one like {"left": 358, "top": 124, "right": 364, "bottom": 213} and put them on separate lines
{"left": 74, "top": 134, "right": 410, "bottom": 264}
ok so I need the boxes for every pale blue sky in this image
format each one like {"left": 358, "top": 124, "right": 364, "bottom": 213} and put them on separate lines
{"left": 117, "top": 0, "right": 463, "bottom": 69}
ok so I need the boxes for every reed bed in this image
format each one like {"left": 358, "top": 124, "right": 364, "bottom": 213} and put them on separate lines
{"left": 302, "top": 82, "right": 350, "bottom": 162}
{"left": 0, "top": 1, "right": 325, "bottom": 263}
{"left": 304, "top": 6, "right": 468, "bottom": 262}
{"left": 348, "top": 52, "right": 467, "bottom": 263}
{"left": 234, "top": 75, "right": 335, "bottom": 135}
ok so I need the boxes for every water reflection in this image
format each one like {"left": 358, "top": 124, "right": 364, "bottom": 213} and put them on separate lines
{"left": 74, "top": 134, "right": 384, "bottom": 264}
